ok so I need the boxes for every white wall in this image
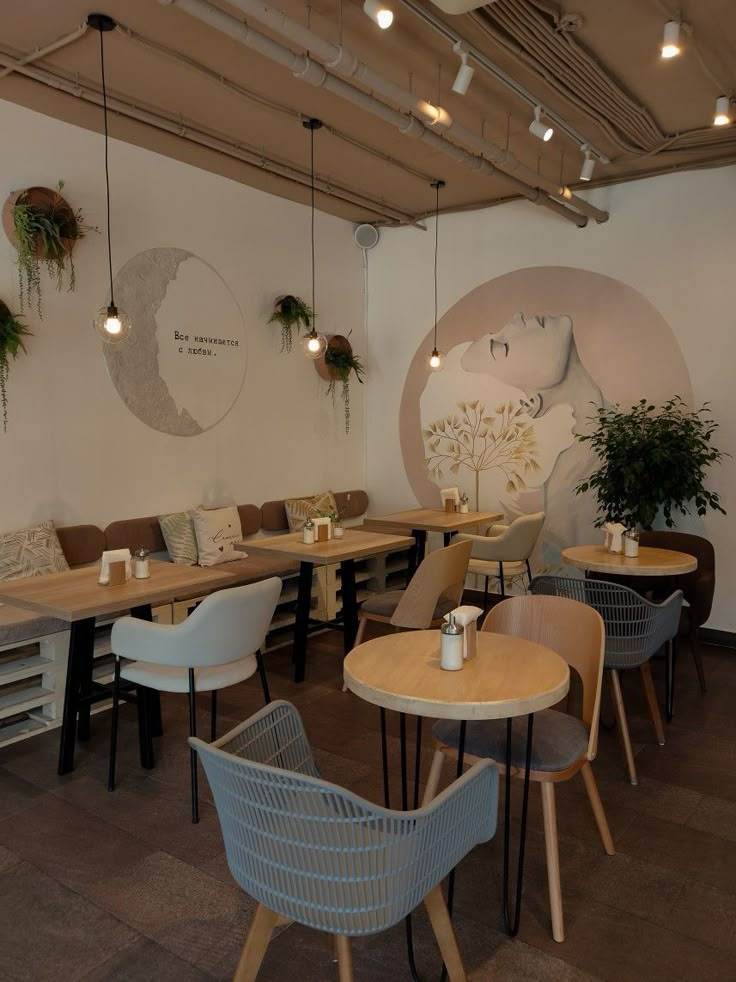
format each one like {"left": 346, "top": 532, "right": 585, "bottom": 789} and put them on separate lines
{"left": 365, "top": 166, "right": 736, "bottom": 631}
{"left": 0, "top": 100, "right": 366, "bottom": 530}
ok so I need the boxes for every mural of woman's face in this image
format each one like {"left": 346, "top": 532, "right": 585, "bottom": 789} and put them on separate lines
{"left": 460, "top": 312, "right": 574, "bottom": 393}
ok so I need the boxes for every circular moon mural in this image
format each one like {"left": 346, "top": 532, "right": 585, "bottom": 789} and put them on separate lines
{"left": 400, "top": 266, "right": 692, "bottom": 567}
{"left": 103, "top": 248, "right": 246, "bottom": 436}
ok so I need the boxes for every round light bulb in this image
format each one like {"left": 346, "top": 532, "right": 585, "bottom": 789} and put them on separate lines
{"left": 302, "top": 331, "right": 327, "bottom": 359}
{"left": 376, "top": 8, "right": 393, "bottom": 28}
{"left": 426, "top": 348, "right": 445, "bottom": 372}
{"left": 94, "top": 303, "right": 131, "bottom": 344}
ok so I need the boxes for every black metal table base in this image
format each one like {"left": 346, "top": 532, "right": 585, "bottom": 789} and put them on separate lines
{"left": 292, "top": 558, "right": 359, "bottom": 683}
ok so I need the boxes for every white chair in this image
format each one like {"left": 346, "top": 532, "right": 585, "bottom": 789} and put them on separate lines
{"left": 456, "top": 512, "right": 545, "bottom": 609}
{"left": 108, "top": 577, "right": 282, "bottom": 823}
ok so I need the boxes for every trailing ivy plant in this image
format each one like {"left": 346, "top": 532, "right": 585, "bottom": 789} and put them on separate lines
{"left": 0, "top": 302, "right": 32, "bottom": 432}
{"left": 575, "top": 397, "right": 727, "bottom": 529}
{"left": 325, "top": 345, "right": 365, "bottom": 434}
{"left": 12, "top": 181, "right": 93, "bottom": 319}
{"left": 267, "top": 295, "right": 313, "bottom": 352}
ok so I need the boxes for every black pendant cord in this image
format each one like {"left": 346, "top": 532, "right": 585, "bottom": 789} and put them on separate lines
{"left": 98, "top": 27, "right": 115, "bottom": 309}
{"left": 430, "top": 179, "right": 444, "bottom": 352}
{"left": 310, "top": 123, "right": 315, "bottom": 325}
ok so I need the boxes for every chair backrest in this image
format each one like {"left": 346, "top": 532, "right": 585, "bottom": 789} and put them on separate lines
{"left": 531, "top": 575, "right": 683, "bottom": 669}
{"left": 191, "top": 700, "right": 498, "bottom": 936}
{"left": 639, "top": 530, "right": 715, "bottom": 627}
{"left": 112, "top": 577, "right": 282, "bottom": 668}
{"left": 482, "top": 594, "right": 605, "bottom": 759}
{"left": 459, "top": 512, "right": 545, "bottom": 563}
{"left": 392, "top": 539, "right": 472, "bottom": 629}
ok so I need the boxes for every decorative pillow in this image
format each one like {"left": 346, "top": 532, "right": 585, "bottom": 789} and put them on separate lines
{"left": 159, "top": 511, "right": 198, "bottom": 566}
{"left": 0, "top": 521, "right": 70, "bottom": 581}
{"left": 284, "top": 491, "right": 338, "bottom": 532}
{"left": 192, "top": 506, "right": 243, "bottom": 566}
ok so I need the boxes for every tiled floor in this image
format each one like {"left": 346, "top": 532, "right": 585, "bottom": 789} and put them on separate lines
{"left": 1, "top": 631, "right": 735, "bottom": 981}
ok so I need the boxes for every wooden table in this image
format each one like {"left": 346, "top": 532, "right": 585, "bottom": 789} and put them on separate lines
{"left": 562, "top": 544, "right": 697, "bottom": 577}
{"left": 344, "top": 630, "right": 569, "bottom": 938}
{"left": 0, "top": 560, "right": 231, "bottom": 773}
{"left": 364, "top": 507, "right": 504, "bottom": 576}
{"left": 235, "top": 529, "right": 414, "bottom": 682}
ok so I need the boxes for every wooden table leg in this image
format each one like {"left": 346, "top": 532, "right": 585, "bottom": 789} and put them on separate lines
{"left": 293, "top": 561, "right": 314, "bottom": 683}
{"left": 57, "top": 617, "right": 96, "bottom": 775}
{"left": 340, "top": 559, "right": 358, "bottom": 655}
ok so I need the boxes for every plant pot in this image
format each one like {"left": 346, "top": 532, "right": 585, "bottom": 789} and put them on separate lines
{"left": 2, "top": 186, "right": 79, "bottom": 258}
{"left": 315, "top": 334, "right": 352, "bottom": 381}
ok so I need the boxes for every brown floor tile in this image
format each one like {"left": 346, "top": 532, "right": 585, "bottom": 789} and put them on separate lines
{"left": 0, "top": 845, "right": 19, "bottom": 874}
{"left": 77, "top": 937, "right": 211, "bottom": 981}
{"left": 685, "top": 794, "right": 736, "bottom": 843}
{"left": 0, "top": 766, "right": 48, "bottom": 819}
{"left": 665, "top": 878, "right": 736, "bottom": 956}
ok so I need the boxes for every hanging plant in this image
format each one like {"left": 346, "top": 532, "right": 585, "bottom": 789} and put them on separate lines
{"left": 0, "top": 301, "right": 32, "bottom": 433}
{"left": 2, "top": 182, "right": 94, "bottom": 319}
{"left": 316, "top": 335, "right": 365, "bottom": 434}
{"left": 267, "top": 294, "right": 313, "bottom": 352}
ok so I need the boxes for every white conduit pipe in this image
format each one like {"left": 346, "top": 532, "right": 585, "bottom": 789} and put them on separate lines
{"left": 0, "top": 51, "right": 413, "bottom": 225}
{"left": 0, "top": 22, "right": 89, "bottom": 79}
{"left": 158, "top": 0, "right": 591, "bottom": 227}
{"left": 197, "top": 0, "right": 607, "bottom": 224}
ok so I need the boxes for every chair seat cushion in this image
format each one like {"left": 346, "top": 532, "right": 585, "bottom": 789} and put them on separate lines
{"left": 121, "top": 654, "right": 258, "bottom": 693}
{"left": 361, "top": 590, "right": 456, "bottom": 620}
{"left": 433, "top": 709, "right": 588, "bottom": 773}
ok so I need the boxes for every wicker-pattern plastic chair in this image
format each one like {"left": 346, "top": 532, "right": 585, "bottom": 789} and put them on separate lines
{"left": 190, "top": 700, "right": 498, "bottom": 981}
{"left": 531, "top": 575, "right": 683, "bottom": 785}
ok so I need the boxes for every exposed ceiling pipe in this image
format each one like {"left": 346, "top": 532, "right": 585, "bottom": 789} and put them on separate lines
{"left": 0, "top": 50, "right": 414, "bottom": 225}
{"left": 158, "top": 0, "right": 591, "bottom": 227}
{"left": 0, "top": 22, "right": 89, "bottom": 79}
{"left": 188, "top": 0, "right": 607, "bottom": 224}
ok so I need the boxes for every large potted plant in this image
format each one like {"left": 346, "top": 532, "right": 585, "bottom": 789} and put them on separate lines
{"left": 2, "top": 181, "right": 92, "bottom": 319}
{"left": 575, "top": 397, "right": 726, "bottom": 529}
{"left": 267, "top": 295, "right": 313, "bottom": 352}
{"left": 0, "top": 300, "right": 32, "bottom": 432}
{"left": 316, "top": 335, "right": 365, "bottom": 434}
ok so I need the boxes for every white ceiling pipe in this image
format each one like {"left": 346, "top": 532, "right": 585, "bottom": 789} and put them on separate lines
{"left": 0, "top": 50, "right": 413, "bottom": 224}
{"left": 0, "top": 22, "right": 89, "bottom": 79}
{"left": 159, "top": 0, "right": 588, "bottom": 226}
{"left": 202, "top": 0, "right": 607, "bottom": 223}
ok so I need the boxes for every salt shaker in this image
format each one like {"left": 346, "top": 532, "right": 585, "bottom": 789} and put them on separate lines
{"left": 440, "top": 614, "right": 464, "bottom": 671}
{"left": 302, "top": 518, "right": 315, "bottom": 545}
{"left": 459, "top": 493, "right": 469, "bottom": 514}
{"left": 333, "top": 519, "right": 344, "bottom": 539}
{"left": 624, "top": 529, "right": 640, "bottom": 558}
{"left": 133, "top": 546, "right": 150, "bottom": 579}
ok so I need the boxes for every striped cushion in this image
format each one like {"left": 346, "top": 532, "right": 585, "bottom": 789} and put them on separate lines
{"left": 158, "top": 511, "right": 198, "bottom": 566}
{"left": 0, "top": 521, "right": 69, "bottom": 581}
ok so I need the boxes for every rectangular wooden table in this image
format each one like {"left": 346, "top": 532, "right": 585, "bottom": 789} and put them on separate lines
{"left": 0, "top": 560, "right": 231, "bottom": 773}
{"left": 235, "top": 530, "right": 414, "bottom": 682}
{"left": 363, "top": 507, "right": 504, "bottom": 576}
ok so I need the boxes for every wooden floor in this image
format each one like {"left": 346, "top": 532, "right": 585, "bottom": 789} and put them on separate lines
{"left": 0, "top": 630, "right": 735, "bottom": 981}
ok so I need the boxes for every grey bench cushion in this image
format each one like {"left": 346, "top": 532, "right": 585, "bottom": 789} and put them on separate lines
{"left": 362, "top": 591, "right": 456, "bottom": 620}
{"left": 0, "top": 605, "right": 68, "bottom": 646}
{"left": 433, "top": 709, "right": 588, "bottom": 773}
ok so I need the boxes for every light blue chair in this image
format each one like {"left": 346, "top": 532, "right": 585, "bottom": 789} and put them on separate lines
{"left": 190, "top": 700, "right": 498, "bottom": 981}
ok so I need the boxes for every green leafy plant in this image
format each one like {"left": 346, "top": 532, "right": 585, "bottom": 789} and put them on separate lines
{"left": 0, "top": 302, "right": 32, "bottom": 432}
{"left": 423, "top": 400, "right": 539, "bottom": 509}
{"left": 324, "top": 345, "right": 365, "bottom": 434}
{"left": 12, "top": 181, "right": 93, "bottom": 319}
{"left": 575, "top": 397, "right": 727, "bottom": 529}
{"left": 267, "top": 295, "right": 313, "bottom": 352}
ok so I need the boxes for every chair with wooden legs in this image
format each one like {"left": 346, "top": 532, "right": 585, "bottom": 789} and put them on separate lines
{"left": 425, "top": 594, "right": 613, "bottom": 944}
{"left": 531, "top": 576, "right": 683, "bottom": 784}
{"left": 190, "top": 699, "right": 499, "bottom": 982}
{"left": 455, "top": 512, "right": 545, "bottom": 610}
{"left": 108, "top": 578, "right": 281, "bottom": 823}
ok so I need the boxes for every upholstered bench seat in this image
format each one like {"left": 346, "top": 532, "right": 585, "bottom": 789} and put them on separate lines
{"left": 0, "top": 604, "right": 68, "bottom": 647}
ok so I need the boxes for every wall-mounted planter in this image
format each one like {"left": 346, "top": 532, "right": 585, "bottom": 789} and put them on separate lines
{"left": 315, "top": 334, "right": 364, "bottom": 434}
{"left": 0, "top": 298, "right": 32, "bottom": 432}
{"left": 314, "top": 334, "right": 353, "bottom": 381}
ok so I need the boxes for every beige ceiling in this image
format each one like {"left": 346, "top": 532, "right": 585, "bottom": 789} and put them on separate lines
{"left": 1, "top": 0, "right": 735, "bottom": 225}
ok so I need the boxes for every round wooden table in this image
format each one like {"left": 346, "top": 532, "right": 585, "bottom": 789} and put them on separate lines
{"left": 344, "top": 630, "right": 569, "bottom": 946}
{"left": 562, "top": 544, "right": 697, "bottom": 576}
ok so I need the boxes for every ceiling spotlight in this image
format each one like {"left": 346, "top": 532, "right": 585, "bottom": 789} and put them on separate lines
{"left": 529, "top": 106, "right": 553, "bottom": 142}
{"left": 713, "top": 95, "right": 732, "bottom": 126}
{"left": 661, "top": 20, "right": 681, "bottom": 58}
{"left": 363, "top": 0, "right": 393, "bottom": 29}
{"left": 451, "top": 41, "right": 474, "bottom": 96}
{"left": 579, "top": 147, "right": 595, "bottom": 181}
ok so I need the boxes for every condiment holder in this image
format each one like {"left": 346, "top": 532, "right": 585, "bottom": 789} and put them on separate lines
{"left": 459, "top": 492, "right": 469, "bottom": 514}
{"left": 99, "top": 548, "right": 131, "bottom": 586}
{"left": 302, "top": 518, "right": 315, "bottom": 545}
{"left": 440, "top": 613, "right": 464, "bottom": 671}
{"left": 624, "top": 529, "right": 640, "bottom": 558}
{"left": 603, "top": 522, "right": 627, "bottom": 554}
{"left": 444, "top": 605, "right": 483, "bottom": 661}
{"left": 133, "top": 546, "right": 150, "bottom": 579}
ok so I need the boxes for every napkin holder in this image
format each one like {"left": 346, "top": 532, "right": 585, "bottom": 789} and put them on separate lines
{"left": 313, "top": 516, "right": 331, "bottom": 542}
{"left": 444, "top": 605, "right": 484, "bottom": 661}
{"left": 440, "top": 487, "right": 460, "bottom": 513}
{"left": 99, "top": 548, "right": 132, "bottom": 586}
{"left": 603, "top": 522, "right": 627, "bottom": 554}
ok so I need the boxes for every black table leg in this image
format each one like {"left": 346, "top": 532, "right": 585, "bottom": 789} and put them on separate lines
{"left": 665, "top": 638, "right": 676, "bottom": 722}
{"left": 398, "top": 712, "right": 422, "bottom": 982}
{"left": 502, "top": 713, "right": 535, "bottom": 936}
{"left": 439, "top": 720, "right": 466, "bottom": 982}
{"left": 340, "top": 558, "right": 358, "bottom": 655}
{"left": 57, "top": 617, "right": 96, "bottom": 775}
{"left": 443, "top": 532, "right": 454, "bottom": 547}
{"left": 293, "top": 561, "right": 314, "bottom": 683}
{"left": 407, "top": 529, "right": 427, "bottom": 582}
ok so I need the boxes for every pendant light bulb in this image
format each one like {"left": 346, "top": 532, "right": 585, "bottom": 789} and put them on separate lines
{"left": 95, "top": 303, "right": 131, "bottom": 343}
{"left": 426, "top": 179, "right": 446, "bottom": 375}
{"left": 302, "top": 118, "right": 326, "bottom": 360}
{"left": 363, "top": 0, "right": 393, "bottom": 29}
{"left": 302, "top": 331, "right": 327, "bottom": 358}
{"left": 529, "top": 106, "right": 553, "bottom": 142}
{"left": 714, "top": 95, "right": 732, "bottom": 126}
{"left": 426, "top": 349, "right": 445, "bottom": 372}
{"left": 661, "top": 20, "right": 681, "bottom": 58}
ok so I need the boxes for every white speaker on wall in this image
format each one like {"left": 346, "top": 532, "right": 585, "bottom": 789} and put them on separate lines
{"left": 353, "top": 223, "right": 380, "bottom": 250}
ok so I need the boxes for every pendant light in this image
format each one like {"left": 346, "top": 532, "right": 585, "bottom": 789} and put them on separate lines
{"left": 426, "top": 179, "right": 446, "bottom": 373}
{"left": 301, "top": 118, "right": 327, "bottom": 359}
{"left": 89, "top": 13, "right": 131, "bottom": 344}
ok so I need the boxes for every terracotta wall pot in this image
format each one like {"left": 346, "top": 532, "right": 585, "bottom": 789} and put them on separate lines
{"left": 2, "top": 186, "right": 78, "bottom": 258}
{"left": 315, "top": 334, "right": 352, "bottom": 381}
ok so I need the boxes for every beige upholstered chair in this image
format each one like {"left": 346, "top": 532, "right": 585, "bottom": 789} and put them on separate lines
{"left": 456, "top": 512, "right": 545, "bottom": 608}
{"left": 425, "top": 594, "right": 614, "bottom": 943}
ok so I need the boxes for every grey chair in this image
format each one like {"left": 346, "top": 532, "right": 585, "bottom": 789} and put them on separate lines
{"left": 531, "top": 575, "right": 683, "bottom": 785}
{"left": 190, "top": 700, "right": 498, "bottom": 981}
{"left": 456, "top": 512, "right": 544, "bottom": 609}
